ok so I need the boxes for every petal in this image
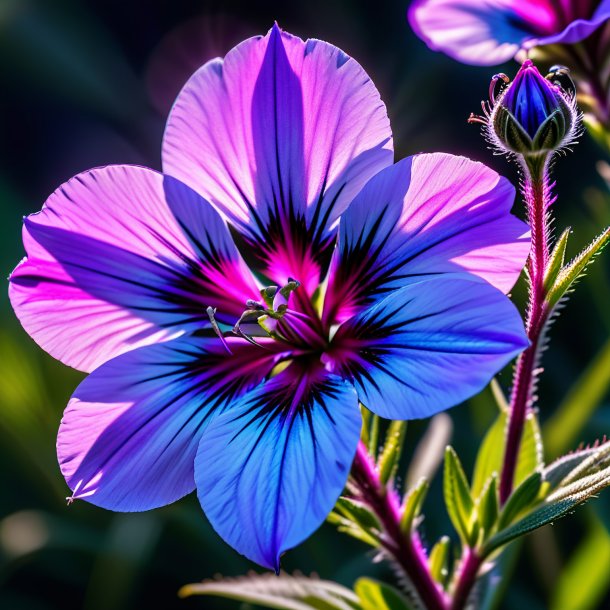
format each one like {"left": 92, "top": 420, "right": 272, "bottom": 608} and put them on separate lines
{"left": 333, "top": 275, "right": 528, "bottom": 420}
{"left": 195, "top": 365, "right": 360, "bottom": 570}
{"left": 408, "top": 0, "right": 539, "bottom": 65}
{"left": 409, "top": 0, "right": 610, "bottom": 65}
{"left": 536, "top": 0, "right": 610, "bottom": 46}
{"left": 9, "top": 165, "right": 259, "bottom": 372}
{"left": 323, "top": 154, "right": 529, "bottom": 324}
{"left": 58, "top": 336, "right": 281, "bottom": 512}
{"left": 162, "top": 24, "right": 393, "bottom": 294}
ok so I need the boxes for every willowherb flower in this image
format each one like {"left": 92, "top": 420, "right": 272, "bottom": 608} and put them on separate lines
{"left": 469, "top": 59, "right": 580, "bottom": 156}
{"left": 9, "top": 25, "right": 530, "bottom": 570}
{"left": 408, "top": 0, "right": 610, "bottom": 66}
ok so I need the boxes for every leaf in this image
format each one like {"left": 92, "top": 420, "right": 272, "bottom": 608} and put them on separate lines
{"left": 355, "top": 578, "right": 414, "bottom": 610}
{"left": 180, "top": 573, "right": 362, "bottom": 610}
{"left": 497, "top": 472, "right": 543, "bottom": 530}
{"left": 543, "top": 226, "right": 570, "bottom": 292}
{"left": 428, "top": 537, "right": 450, "bottom": 586}
{"left": 378, "top": 421, "right": 408, "bottom": 485}
{"left": 483, "top": 468, "right": 610, "bottom": 556}
{"left": 478, "top": 475, "right": 499, "bottom": 537}
{"left": 543, "top": 445, "right": 605, "bottom": 489}
{"left": 444, "top": 447, "right": 477, "bottom": 545}
{"left": 543, "top": 337, "right": 610, "bottom": 458}
{"left": 546, "top": 226, "right": 610, "bottom": 309}
{"left": 400, "top": 478, "right": 429, "bottom": 534}
{"left": 550, "top": 515, "right": 610, "bottom": 610}
{"left": 471, "top": 410, "right": 542, "bottom": 499}
{"left": 334, "top": 497, "right": 380, "bottom": 532}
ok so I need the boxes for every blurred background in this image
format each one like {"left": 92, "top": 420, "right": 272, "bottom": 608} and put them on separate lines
{"left": 0, "top": 1, "right": 609, "bottom": 609}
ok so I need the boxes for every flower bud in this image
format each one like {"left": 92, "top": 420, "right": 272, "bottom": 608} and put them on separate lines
{"left": 470, "top": 60, "right": 579, "bottom": 157}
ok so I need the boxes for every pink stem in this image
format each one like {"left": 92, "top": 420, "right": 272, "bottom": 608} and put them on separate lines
{"left": 351, "top": 443, "right": 449, "bottom": 610}
{"left": 499, "top": 156, "right": 552, "bottom": 504}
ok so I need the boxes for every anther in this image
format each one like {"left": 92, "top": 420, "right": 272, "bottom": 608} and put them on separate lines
{"left": 207, "top": 306, "right": 233, "bottom": 354}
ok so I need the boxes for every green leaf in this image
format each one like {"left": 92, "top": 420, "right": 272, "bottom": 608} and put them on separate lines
{"left": 478, "top": 475, "right": 499, "bottom": 537}
{"left": 483, "top": 468, "right": 610, "bottom": 556}
{"left": 400, "top": 478, "right": 429, "bottom": 534}
{"left": 333, "top": 497, "right": 381, "bottom": 537}
{"left": 355, "top": 578, "right": 414, "bottom": 610}
{"left": 180, "top": 573, "right": 362, "bottom": 610}
{"left": 543, "top": 445, "right": 606, "bottom": 488}
{"left": 472, "top": 411, "right": 543, "bottom": 499}
{"left": 544, "top": 227, "right": 570, "bottom": 291}
{"left": 444, "top": 447, "right": 477, "bottom": 545}
{"left": 497, "top": 472, "right": 543, "bottom": 530}
{"left": 550, "top": 515, "right": 610, "bottom": 610}
{"left": 428, "top": 536, "right": 451, "bottom": 586}
{"left": 544, "top": 337, "right": 610, "bottom": 458}
{"left": 378, "top": 421, "right": 408, "bottom": 485}
{"left": 546, "top": 226, "right": 610, "bottom": 309}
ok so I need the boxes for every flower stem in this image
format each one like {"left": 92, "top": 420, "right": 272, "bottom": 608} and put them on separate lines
{"left": 351, "top": 442, "right": 449, "bottom": 610}
{"left": 499, "top": 155, "right": 552, "bottom": 504}
{"left": 449, "top": 549, "right": 483, "bottom": 610}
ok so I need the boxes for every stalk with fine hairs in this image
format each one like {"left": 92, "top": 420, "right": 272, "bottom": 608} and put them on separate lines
{"left": 350, "top": 442, "right": 449, "bottom": 610}
{"left": 499, "top": 154, "right": 554, "bottom": 503}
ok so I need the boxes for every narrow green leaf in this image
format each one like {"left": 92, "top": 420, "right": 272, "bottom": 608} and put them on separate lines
{"left": 546, "top": 226, "right": 610, "bottom": 309}
{"left": 498, "top": 472, "right": 543, "bottom": 530}
{"left": 360, "top": 406, "right": 371, "bottom": 449}
{"left": 543, "top": 227, "right": 570, "bottom": 292}
{"left": 400, "top": 478, "right": 429, "bottom": 534}
{"left": 484, "top": 470, "right": 610, "bottom": 556}
{"left": 428, "top": 536, "right": 451, "bottom": 586}
{"left": 490, "top": 378, "right": 509, "bottom": 413}
{"left": 369, "top": 413, "right": 380, "bottom": 456}
{"left": 478, "top": 475, "right": 499, "bottom": 537}
{"left": 444, "top": 447, "right": 476, "bottom": 544}
{"left": 180, "top": 573, "right": 362, "bottom": 610}
{"left": 543, "top": 445, "right": 603, "bottom": 489}
{"left": 334, "top": 497, "right": 381, "bottom": 532}
{"left": 378, "top": 421, "right": 407, "bottom": 485}
{"left": 355, "top": 578, "right": 414, "bottom": 610}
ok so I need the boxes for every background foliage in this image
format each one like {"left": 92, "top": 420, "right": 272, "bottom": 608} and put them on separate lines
{"left": 0, "top": 1, "right": 609, "bottom": 609}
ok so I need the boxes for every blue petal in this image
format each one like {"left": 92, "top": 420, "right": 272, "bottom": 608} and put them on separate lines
{"left": 334, "top": 275, "right": 528, "bottom": 419}
{"left": 323, "top": 154, "right": 529, "bottom": 325}
{"left": 195, "top": 366, "right": 360, "bottom": 570}
{"left": 58, "top": 337, "right": 280, "bottom": 511}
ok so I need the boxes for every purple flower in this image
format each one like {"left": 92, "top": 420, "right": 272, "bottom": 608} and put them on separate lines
{"left": 9, "top": 25, "right": 529, "bottom": 570}
{"left": 409, "top": 0, "right": 610, "bottom": 65}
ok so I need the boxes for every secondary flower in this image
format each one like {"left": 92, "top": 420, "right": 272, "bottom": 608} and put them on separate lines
{"left": 9, "top": 25, "right": 530, "bottom": 570}
{"left": 408, "top": 0, "right": 610, "bottom": 65}
{"left": 470, "top": 60, "right": 579, "bottom": 156}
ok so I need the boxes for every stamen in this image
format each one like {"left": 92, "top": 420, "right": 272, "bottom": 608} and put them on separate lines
{"left": 207, "top": 306, "right": 233, "bottom": 354}
{"left": 489, "top": 73, "right": 510, "bottom": 104}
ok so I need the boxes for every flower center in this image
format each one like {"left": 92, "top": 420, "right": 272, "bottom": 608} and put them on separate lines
{"left": 209, "top": 279, "right": 329, "bottom": 355}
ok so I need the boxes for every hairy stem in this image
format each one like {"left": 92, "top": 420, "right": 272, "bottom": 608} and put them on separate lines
{"left": 449, "top": 549, "right": 484, "bottom": 610}
{"left": 351, "top": 442, "right": 448, "bottom": 610}
{"left": 499, "top": 155, "right": 553, "bottom": 504}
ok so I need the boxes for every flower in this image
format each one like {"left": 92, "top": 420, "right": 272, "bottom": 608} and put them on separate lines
{"left": 9, "top": 25, "right": 530, "bottom": 570}
{"left": 469, "top": 60, "right": 579, "bottom": 156}
{"left": 408, "top": 0, "right": 610, "bottom": 66}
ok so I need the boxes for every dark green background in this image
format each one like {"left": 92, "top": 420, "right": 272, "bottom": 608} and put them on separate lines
{"left": 1, "top": 1, "right": 609, "bottom": 609}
